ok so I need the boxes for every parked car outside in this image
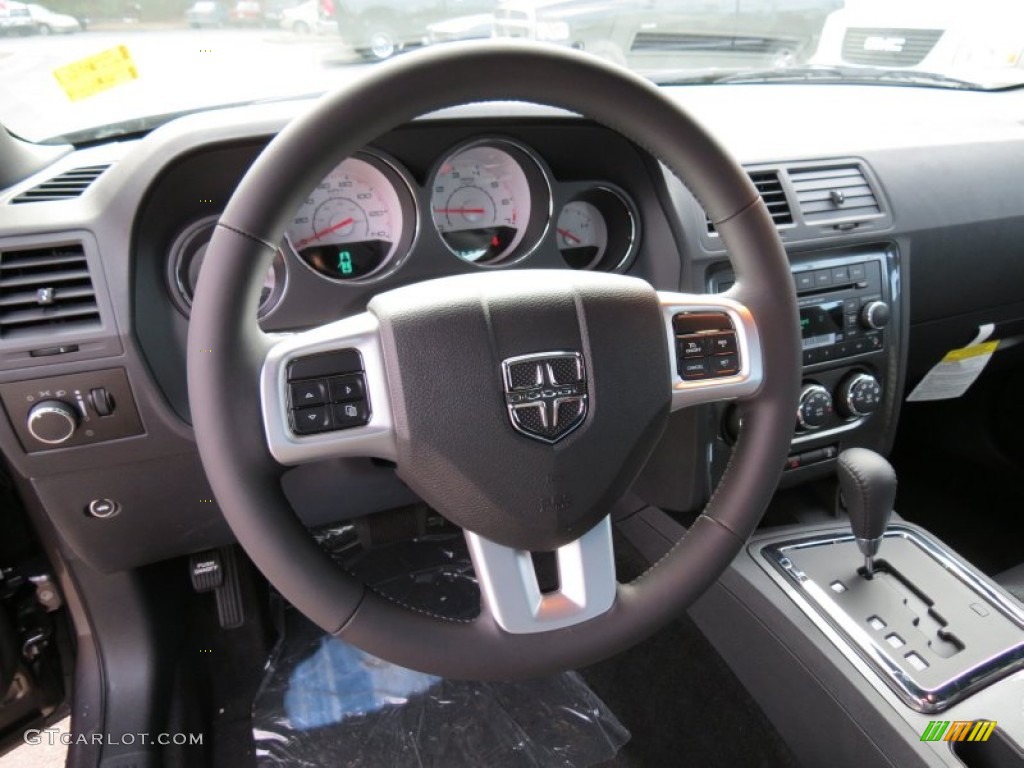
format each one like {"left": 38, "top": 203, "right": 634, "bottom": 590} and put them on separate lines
{"left": 426, "top": 12, "right": 494, "bottom": 44}
{"left": 0, "top": 0, "right": 34, "bottom": 35}
{"left": 263, "top": 0, "right": 303, "bottom": 27}
{"left": 229, "top": 0, "right": 264, "bottom": 26}
{"left": 812, "top": 0, "right": 1024, "bottom": 87}
{"left": 493, "top": 0, "right": 843, "bottom": 68}
{"left": 25, "top": 3, "right": 80, "bottom": 34}
{"left": 330, "top": 0, "right": 498, "bottom": 60}
{"left": 185, "top": 0, "right": 229, "bottom": 27}
{"left": 280, "top": 0, "right": 337, "bottom": 34}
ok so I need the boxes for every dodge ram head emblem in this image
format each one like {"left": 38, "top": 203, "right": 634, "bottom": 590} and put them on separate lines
{"left": 501, "top": 351, "right": 588, "bottom": 444}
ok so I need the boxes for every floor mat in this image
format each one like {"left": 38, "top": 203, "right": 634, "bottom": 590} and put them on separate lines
{"left": 252, "top": 607, "right": 629, "bottom": 768}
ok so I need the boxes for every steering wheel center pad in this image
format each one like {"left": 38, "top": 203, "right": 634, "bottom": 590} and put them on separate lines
{"left": 370, "top": 270, "right": 670, "bottom": 551}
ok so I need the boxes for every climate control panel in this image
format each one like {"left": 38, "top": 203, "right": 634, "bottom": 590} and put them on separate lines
{"left": 796, "top": 370, "right": 881, "bottom": 434}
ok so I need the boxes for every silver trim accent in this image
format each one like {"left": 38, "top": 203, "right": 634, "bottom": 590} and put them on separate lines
{"left": 259, "top": 312, "right": 396, "bottom": 465}
{"left": 658, "top": 292, "right": 764, "bottom": 411}
{"left": 26, "top": 402, "right": 77, "bottom": 445}
{"left": 761, "top": 525, "right": 1024, "bottom": 713}
{"left": 500, "top": 350, "right": 587, "bottom": 444}
{"left": 465, "top": 516, "right": 616, "bottom": 634}
{"left": 791, "top": 417, "right": 864, "bottom": 445}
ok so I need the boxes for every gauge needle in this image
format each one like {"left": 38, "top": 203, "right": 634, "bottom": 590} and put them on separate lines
{"left": 294, "top": 217, "right": 354, "bottom": 249}
{"left": 557, "top": 228, "right": 582, "bottom": 245}
{"left": 434, "top": 208, "right": 486, "bottom": 214}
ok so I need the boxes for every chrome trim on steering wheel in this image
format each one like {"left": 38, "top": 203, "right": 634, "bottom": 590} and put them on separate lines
{"left": 465, "top": 516, "right": 616, "bottom": 634}
{"left": 259, "top": 312, "right": 397, "bottom": 465}
{"left": 658, "top": 291, "right": 764, "bottom": 411}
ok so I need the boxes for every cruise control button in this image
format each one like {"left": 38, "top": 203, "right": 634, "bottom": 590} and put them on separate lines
{"left": 329, "top": 374, "right": 365, "bottom": 403}
{"left": 708, "top": 332, "right": 737, "bottom": 356}
{"left": 290, "top": 380, "right": 326, "bottom": 407}
{"left": 680, "top": 359, "right": 710, "bottom": 380}
{"left": 292, "top": 405, "right": 331, "bottom": 434}
{"left": 332, "top": 400, "right": 370, "bottom": 429}
{"left": 709, "top": 354, "right": 739, "bottom": 376}
{"left": 678, "top": 335, "right": 707, "bottom": 359}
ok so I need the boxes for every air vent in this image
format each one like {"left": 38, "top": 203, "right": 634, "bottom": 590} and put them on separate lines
{"left": 0, "top": 245, "right": 100, "bottom": 340}
{"left": 706, "top": 170, "right": 792, "bottom": 234}
{"left": 790, "top": 165, "right": 881, "bottom": 224}
{"left": 10, "top": 164, "right": 110, "bottom": 204}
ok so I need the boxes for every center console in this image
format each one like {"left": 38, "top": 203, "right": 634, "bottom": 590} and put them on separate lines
{"left": 707, "top": 244, "right": 903, "bottom": 485}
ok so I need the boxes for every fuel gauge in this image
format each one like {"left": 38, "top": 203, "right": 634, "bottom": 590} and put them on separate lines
{"left": 556, "top": 187, "right": 638, "bottom": 272}
{"left": 556, "top": 200, "right": 608, "bottom": 269}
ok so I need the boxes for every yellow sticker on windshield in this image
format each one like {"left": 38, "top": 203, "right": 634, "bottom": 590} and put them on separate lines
{"left": 53, "top": 46, "right": 138, "bottom": 102}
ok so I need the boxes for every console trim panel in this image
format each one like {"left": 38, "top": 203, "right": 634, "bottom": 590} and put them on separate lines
{"left": 760, "top": 525, "right": 1024, "bottom": 714}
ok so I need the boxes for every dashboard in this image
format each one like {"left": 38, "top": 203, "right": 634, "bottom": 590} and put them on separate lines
{"left": 1, "top": 83, "right": 1023, "bottom": 575}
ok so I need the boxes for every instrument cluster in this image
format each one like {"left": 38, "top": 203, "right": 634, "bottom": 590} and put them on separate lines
{"left": 167, "top": 137, "right": 640, "bottom": 317}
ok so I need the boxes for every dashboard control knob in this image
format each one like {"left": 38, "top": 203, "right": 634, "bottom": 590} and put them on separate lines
{"left": 860, "top": 300, "right": 890, "bottom": 330}
{"left": 797, "top": 384, "right": 833, "bottom": 431}
{"left": 26, "top": 400, "right": 79, "bottom": 445}
{"left": 838, "top": 372, "right": 882, "bottom": 418}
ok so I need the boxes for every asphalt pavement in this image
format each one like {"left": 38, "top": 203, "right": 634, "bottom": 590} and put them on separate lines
{"left": 0, "top": 26, "right": 369, "bottom": 143}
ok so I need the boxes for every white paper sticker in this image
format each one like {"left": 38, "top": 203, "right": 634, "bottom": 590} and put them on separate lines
{"left": 906, "top": 324, "right": 998, "bottom": 402}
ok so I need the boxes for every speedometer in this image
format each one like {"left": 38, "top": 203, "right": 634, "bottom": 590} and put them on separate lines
{"left": 286, "top": 154, "right": 414, "bottom": 281}
{"left": 430, "top": 141, "right": 550, "bottom": 265}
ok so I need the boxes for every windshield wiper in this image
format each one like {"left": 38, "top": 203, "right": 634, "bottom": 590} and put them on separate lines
{"left": 656, "top": 65, "right": 981, "bottom": 90}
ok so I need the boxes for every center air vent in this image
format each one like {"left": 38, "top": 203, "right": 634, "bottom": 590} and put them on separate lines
{"left": 0, "top": 244, "right": 100, "bottom": 340}
{"left": 706, "top": 170, "right": 792, "bottom": 234}
{"left": 790, "top": 165, "right": 881, "bottom": 225}
{"left": 10, "top": 164, "right": 110, "bottom": 204}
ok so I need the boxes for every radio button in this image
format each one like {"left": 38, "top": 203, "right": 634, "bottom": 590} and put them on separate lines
{"left": 796, "top": 272, "right": 815, "bottom": 291}
{"left": 814, "top": 269, "right": 833, "bottom": 288}
{"left": 831, "top": 266, "right": 850, "bottom": 283}
{"left": 849, "top": 263, "right": 867, "bottom": 281}
{"left": 866, "top": 332, "right": 883, "bottom": 350}
{"left": 843, "top": 298, "right": 859, "bottom": 313}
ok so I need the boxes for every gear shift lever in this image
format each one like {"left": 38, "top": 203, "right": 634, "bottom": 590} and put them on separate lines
{"left": 837, "top": 448, "right": 897, "bottom": 578}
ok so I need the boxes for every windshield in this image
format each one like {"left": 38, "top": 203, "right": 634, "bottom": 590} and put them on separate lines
{"left": 1, "top": 0, "right": 1022, "bottom": 143}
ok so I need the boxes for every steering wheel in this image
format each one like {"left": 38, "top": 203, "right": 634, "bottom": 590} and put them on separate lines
{"left": 187, "top": 41, "right": 800, "bottom": 680}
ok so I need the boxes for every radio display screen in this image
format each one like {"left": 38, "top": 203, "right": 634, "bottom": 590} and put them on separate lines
{"left": 800, "top": 301, "right": 844, "bottom": 349}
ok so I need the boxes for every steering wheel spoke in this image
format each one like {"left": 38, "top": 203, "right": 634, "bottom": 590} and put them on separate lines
{"left": 659, "top": 290, "right": 765, "bottom": 411}
{"left": 465, "top": 516, "right": 616, "bottom": 634}
{"left": 259, "top": 312, "right": 397, "bottom": 465}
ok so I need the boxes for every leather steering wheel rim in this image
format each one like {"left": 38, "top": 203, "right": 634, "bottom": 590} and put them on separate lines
{"left": 187, "top": 40, "right": 800, "bottom": 680}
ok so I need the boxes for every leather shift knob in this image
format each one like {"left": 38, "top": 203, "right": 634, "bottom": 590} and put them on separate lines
{"left": 838, "top": 448, "right": 897, "bottom": 546}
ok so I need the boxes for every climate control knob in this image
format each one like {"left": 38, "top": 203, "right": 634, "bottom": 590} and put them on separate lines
{"left": 797, "top": 384, "right": 833, "bottom": 431}
{"left": 838, "top": 373, "right": 882, "bottom": 418}
{"left": 27, "top": 400, "right": 79, "bottom": 445}
{"left": 860, "top": 300, "right": 890, "bottom": 330}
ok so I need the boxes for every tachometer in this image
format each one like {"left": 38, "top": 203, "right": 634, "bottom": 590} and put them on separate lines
{"left": 286, "top": 154, "right": 413, "bottom": 281}
{"left": 430, "top": 141, "right": 550, "bottom": 265}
